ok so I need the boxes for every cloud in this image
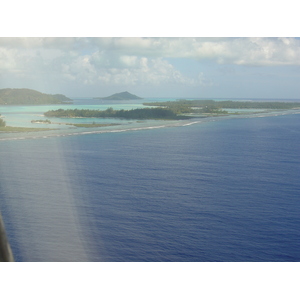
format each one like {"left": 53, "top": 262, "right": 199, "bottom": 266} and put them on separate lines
{"left": 2, "top": 37, "right": 300, "bottom": 69}
{"left": 76, "top": 56, "right": 198, "bottom": 87}
{"left": 0, "top": 48, "right": 19, "bottom": 72}
{"left": 0, "top": 37, "right": 299, "bottom": 95}
{"left": 89, "top": 37, "right": 300, "bottom": 66}
{"left": 17, "top": 45, "right": 200, "bottom": 88}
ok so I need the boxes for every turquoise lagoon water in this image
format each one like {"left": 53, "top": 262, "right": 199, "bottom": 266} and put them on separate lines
{"left": 0, "top": 98, "right": 200, "bottom": 140}
{"left": 0, "top": 99, "right": 151, "bottom": 128}
{"left": 1, "top": 97, "right": 300, "bottom": 141}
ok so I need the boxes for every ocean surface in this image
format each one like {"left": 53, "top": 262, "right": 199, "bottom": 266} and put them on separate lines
{"left": 0, "top": 98, "right": 300, "bottom": 261}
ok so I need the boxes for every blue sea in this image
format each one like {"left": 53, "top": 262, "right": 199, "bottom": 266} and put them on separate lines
{"left": 0, "top": 99, "right": 300, "bottom": 261}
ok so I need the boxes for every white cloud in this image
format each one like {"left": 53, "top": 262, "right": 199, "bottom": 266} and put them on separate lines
{"left": 119, "top": 55, "right": 138, "bottom": 67}
{"left": 89, "top": 37, "right": 300, "bottom": 66}
{"left": 2, "top": 37, "right": 300, "bottom": 68}
{"left": 0, "top": 48, "right": 19, "bottom": 72}
{"left": 89, "top": 57, "right": 197, "bottom": 87}
{"left": 0, "top": 37, "right": 299, "bottom": 95}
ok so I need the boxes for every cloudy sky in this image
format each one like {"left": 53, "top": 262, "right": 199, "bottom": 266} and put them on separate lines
{"left": 1, "top": 37, "right": 300, "bottom": 99}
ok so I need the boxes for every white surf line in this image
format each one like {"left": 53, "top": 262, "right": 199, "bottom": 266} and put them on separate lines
{"left": 182, "top": 121, "right": 202, "bottom": 126}
{"left": 4, "top": 110, "right": 300, "bottom": 142}
{"left": 0, "top": 122, "right": 197, "bottom": 141}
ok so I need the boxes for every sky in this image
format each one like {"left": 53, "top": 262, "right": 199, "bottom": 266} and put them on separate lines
{"left": 1, "top": 37, "right": 300, "bottom": 99}
{"left": 0, "top": 1, "right": 299, "bottom": 100}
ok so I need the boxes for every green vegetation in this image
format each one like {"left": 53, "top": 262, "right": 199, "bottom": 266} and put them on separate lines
{"left": 144, "top": 99, "right": 300, "bottom": 113}
{"left": 44, "top": 107, "right": 189, "bottom": 120}
{"left": 94, "top": 91, "right": 143, "bottom": 100}
{"left": 0, "top": 116, "right": 5, "bottom": 127}
{"left": 47, "top": 98, "right": 299, "bottom": 121}
{"left": 144, "top": 99, "right": 228, "bottom": 115}
{"left": 0, "top": 126, "right": 53, "bottom": 132}
{"left": 0, "top": 88, "right": 72, "bottom": 105}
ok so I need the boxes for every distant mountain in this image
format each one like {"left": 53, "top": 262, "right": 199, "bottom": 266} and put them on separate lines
{"left": 95, "top": 91, "right": 143, "bottom": 100}
{"left": 0, "top": 88, "right": 72, "bottom": 105}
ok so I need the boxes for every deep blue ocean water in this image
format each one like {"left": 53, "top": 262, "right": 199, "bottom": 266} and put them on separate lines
{"left": 0, "top": 112, "right": 300, "bottom": 261}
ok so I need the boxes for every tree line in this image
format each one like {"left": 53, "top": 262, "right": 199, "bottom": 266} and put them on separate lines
{"left": 44, "top": 107, "right": 190, "bottom": 120}
{"left": 144, "top": 99, "right": 300, "bottom": 111}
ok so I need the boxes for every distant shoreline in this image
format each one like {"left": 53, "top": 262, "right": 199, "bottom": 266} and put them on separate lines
{"left": 1, "top": 99, "right": 300, "bottom": 134}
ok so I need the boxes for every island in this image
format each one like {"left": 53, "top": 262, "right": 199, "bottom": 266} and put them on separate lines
{"left": 0, "top": 88, "right": 72, "bottom": 105}
{"left": 44, "top": 99, "right": 300, "bottom": 121}
{"left": 143, "top": 99, "right": 300, "bottom": 114}
{"left": 3, "top": 99, "right": 300, "bottom": 133}
{"left": 44, "top": 107, "right": 189, "bottom": 120}
{"left": 94, "top": 91, "right": 143, "bottom": 100}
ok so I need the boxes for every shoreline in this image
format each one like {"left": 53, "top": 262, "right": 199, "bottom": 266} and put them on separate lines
{"left": 0, "top": 109, "right": 299, "bottom": 141}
